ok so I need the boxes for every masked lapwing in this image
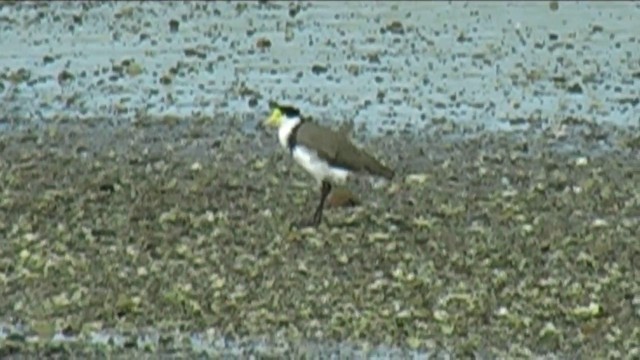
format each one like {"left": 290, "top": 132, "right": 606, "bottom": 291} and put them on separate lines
{"left": 263, "top": 103, "right": 394, "bottom": 227}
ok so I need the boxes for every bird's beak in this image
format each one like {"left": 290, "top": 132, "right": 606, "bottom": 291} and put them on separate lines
{"left": 263, "top": 108, "right": 282, "bottom": 128}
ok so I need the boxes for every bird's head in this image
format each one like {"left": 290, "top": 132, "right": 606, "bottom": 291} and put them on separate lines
{"left": 263, "top": 102, "right": 302, "bottom": 128}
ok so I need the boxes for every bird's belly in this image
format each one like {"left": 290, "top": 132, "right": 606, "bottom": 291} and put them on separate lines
{"left": 292, "top": 146, "right": 350, "bottom": 184}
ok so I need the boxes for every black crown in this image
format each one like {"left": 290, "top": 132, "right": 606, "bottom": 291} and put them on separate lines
{"left": 270, "top": 100, "right": 301, "bottom": 118}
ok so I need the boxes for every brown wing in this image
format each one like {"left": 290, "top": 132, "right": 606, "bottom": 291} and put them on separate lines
{"left": 293, "top": 122, "right": 341, "bottom": 165}
{"left": 339, "top": 140, "right": 395, "bottom": 179}
{"left": 294, "top": 122, "right": 395, "bottom": 179}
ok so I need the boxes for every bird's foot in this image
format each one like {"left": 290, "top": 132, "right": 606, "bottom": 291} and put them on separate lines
{"left": 290, "top": 215, "right": 322, "bottom": 229}
{"left": 296, "top": 218, "right": 320, "bottom": 229}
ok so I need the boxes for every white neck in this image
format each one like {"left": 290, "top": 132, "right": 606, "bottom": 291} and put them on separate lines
{"left": 277, "top": 116, "right": 302, "bottom": 149}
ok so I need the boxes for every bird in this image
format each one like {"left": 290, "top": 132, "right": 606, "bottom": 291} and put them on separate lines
{"left": 262, "top": 103, "right": 395, "bottom": 227}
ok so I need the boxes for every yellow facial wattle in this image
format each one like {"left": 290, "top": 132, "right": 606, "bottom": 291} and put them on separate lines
{"left": 264, "top": 108, "right": 283, "bottom": 128}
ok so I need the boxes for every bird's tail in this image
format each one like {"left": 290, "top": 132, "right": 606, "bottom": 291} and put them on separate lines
{"left": 361, "top": 152, "right": 395, "bottom": 180}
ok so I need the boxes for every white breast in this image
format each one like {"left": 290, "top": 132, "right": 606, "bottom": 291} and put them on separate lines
{"left": 277, "top": 118, "right": 300, "bottom": 149}
{"left": 277, "top": 116, "right": 351, "bottom": 184}
{"left": 292, "top": 145, "right": 351, "bottom": 184}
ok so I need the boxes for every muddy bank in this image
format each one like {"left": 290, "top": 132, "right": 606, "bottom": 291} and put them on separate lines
{"left": 1, "top": 117, "right": 639, "bottom": 358}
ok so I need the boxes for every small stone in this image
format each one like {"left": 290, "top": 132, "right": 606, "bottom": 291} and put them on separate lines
{"left": 175, "top": 244, "right": 188, "bottom": 255}
{"left": 24, "top": 233, "right": 38, "bottom": 242}
{"left": 288, "top": 3, "right": 301, "bottom": 17}
{"left": 285, "top": 23, "right": 295, "bottom": 42}
{"left": 368, "top": 278, "right": 387, "bottom": 291}
{"left": 311, "top": 64, "right": 328, "bottom": 75}
{"left": 210, "top": 273, "right": 226, "bottom": 289}
{"left": 43, "top": 55, "right": 55, "bottom": 64}
{"left": 391, "top": 266, "right": 403, "bottom": 279}
{"left": 405, "top": 173, "right": 429, "bottom": 184}
{"left": 297, "top": 261, "right": 309, "bottom": 273}
{"left": 575, "top": 156, "right": 588, "bottom": 166}
{"left": 52, "top": 293, "right": 71, "bottom": 307}
{"left": 252, "top": 159, "right": 268, "bottom": 170}
{"left": 406, "top": 337, "right": 421, "bottom": 349}
{"left": 591, "top": 218, "right": 608, "bottom": 228}
{"left": 385, "top": 242, "right": 397, "bottom": 252}
{"left": 190, "top": 162, "right": 202, "bottom": 171}
{"left": 567, "top": 83, "right": 583, "bottom": 94}
{"left": 57, "top": 70, "right": 75, "bottom": 84}
{"left": 496, "top": 306, "right": 509, "bottom": 317}
{"left": 32, "top": 321, "right": 56, "bottom": 339}
{"left": 441, "top": 324, "right": 454, "bottom": 335}
{"left": 256, "top": 37, "right": 272, "bottom": 50}
{"left": 19, "top": 249, "right": 30, "bottom": 260}
{"left": 126, "top": 62, "right": 143, "bottom": 77}
{"left": 502, "top": 189, "right": 519, "bottom": 198}
{"left": 539, "top": 322, "right": 559, "bottom": 337}
{"left": 368, "top": 232, "right": 391, "bottom": 242}
{"left": 386, "top": 182, "right": 401, "bottom": 194}
{"left": 383, "top": 21, "right": 405, "bottom": 35}
{"left": 412, "top": 216, "right": 433, "bottom": 228}
{"left": 169, "top": 19, "right": 180, "bottom": 32}
{"left": 159, "top": 74, "right": 172, "bottom": 85}
{"left": 433, "top": 309, "right": 448, "bottom": 321}
{"left": 571, "top": 302, "right": 602, "bottom": 318}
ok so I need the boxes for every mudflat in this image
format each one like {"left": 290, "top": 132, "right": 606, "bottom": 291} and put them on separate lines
{"left": 1, "top": 116, "right": 638, "bottom": 358}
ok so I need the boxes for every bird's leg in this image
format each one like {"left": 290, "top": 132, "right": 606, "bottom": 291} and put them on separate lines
{"left": 310, "top": 181, "right": 332, "bottom": 226}
{"left": 295, "top": 181, "right": 331, "bottom": 228}
{"left": 294, "top": 181, "right": 332, "bottom": 228}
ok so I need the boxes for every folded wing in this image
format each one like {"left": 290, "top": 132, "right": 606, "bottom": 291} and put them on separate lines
{"left": 294, "top": 122, "right": 394, "bottom": 180}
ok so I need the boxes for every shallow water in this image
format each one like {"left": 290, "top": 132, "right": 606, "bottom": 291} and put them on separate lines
{"left": 1, "top": 322, "right": 451, "bottom": 359}
{"left": 1, "top": 1, "right": 639, "bottom": 136}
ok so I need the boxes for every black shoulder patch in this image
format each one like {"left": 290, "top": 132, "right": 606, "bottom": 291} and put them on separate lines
{"left": 287, "top": 119, "right": 305, "bottom": 153}
{"left": 280, "top": 105, "right": 301, "bottom": 118}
